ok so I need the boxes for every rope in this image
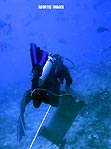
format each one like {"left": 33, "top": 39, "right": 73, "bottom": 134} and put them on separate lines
{"left": 28, "top": 105, "right": 51, "bottom": 149}
{"left": 31, "top": 88, "right": 74, "bottom": 98}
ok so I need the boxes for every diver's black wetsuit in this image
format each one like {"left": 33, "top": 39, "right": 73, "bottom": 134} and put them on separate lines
{"left": 20, "top": 54, "right": 72, "bottom": 115}
{"left": 32, "top": 56, "right": 72, "bottom": 108}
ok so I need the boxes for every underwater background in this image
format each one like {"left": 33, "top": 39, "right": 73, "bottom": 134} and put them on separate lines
{"left": 0, "top": 0, "right": 111, "bottom": 148}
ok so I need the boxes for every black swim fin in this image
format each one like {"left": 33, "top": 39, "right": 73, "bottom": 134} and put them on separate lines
{"left": 17, "top": 114, "right": 25, "bottom": 142}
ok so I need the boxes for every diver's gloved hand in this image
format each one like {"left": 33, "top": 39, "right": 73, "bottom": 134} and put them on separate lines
{"left": 65, "top": 84, "right": 71, "bottom": 92}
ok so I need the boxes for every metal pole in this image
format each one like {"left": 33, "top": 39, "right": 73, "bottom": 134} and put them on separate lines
{"left": 28, "top": 105, "right": 51, "bottom": 149}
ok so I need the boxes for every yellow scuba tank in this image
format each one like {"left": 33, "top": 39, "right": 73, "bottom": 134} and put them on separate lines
{"left": 39, "top": 55, "right": 54, "bottom": 86}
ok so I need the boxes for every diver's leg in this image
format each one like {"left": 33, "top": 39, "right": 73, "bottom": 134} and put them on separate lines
{"left": 20, "top": 90, "right": 32, "bottom": 115}
{"left": 32, "top": 65, "right": 42, "bottom": 90}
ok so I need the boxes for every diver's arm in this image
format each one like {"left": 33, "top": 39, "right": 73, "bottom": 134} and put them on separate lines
{"left": 63, "top": 65, "right": 72, "bottom": 87}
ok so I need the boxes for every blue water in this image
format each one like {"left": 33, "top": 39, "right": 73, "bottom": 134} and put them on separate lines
{"left": 0, "top": 0, "right": 111, "bottom": 148}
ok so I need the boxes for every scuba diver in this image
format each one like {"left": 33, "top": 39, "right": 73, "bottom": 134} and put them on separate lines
{"left": 17, "top": 43, "right": 73, "bottom": 141}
